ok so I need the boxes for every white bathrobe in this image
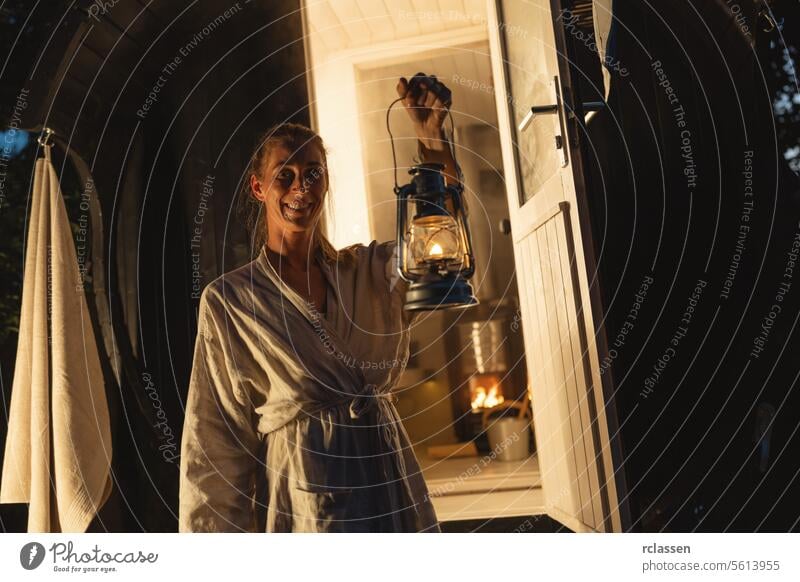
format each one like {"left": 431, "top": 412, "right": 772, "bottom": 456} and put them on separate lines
{"left": 179, "top": 240, "right": 440, "bottom": 532}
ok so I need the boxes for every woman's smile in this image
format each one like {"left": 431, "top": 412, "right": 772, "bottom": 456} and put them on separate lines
{"left": 281, "top": 196, "right": 314, "bottom": 220}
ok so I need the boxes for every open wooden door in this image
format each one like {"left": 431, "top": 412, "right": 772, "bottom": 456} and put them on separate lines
{"left": 487, "top": 0, "right": 630, "bottom": 532}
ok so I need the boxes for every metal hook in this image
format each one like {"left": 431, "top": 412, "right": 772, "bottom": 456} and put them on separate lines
{"left": 758, "top": 8, "right": 777, "bottom": 33}
{"left": 37, "top": 127, "right": 54, "bottom": 148}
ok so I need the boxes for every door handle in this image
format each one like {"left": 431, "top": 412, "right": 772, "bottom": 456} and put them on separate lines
{"left": 518, "top": 79, "right": 564, "bottom": 133}
{"left": 519, "top": 100, "right": 606, "bottom": 130}
{"left": 517, "top": 76, "right": 568, "bottom": 167}
{"left": 523, "top": 104, "right": 558, "bottom": 119}
{"left": 581, "top": 101, "right": 606, "bottom": 113}
{"left": 518, "top": 91, "right": 606, "bottom": 168}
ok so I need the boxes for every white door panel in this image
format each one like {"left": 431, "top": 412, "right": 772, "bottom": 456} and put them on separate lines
{"left": 488, "top": 0, "right": 625, "bottom": 532}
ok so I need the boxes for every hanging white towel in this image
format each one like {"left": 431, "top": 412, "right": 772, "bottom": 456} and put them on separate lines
{"left": 0, "top": 145, "right": 112, "bottom": 532}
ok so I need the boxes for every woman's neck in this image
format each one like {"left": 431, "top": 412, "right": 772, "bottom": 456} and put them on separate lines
{"left": 265, "top": 229, "right": 316, "bottom": 273}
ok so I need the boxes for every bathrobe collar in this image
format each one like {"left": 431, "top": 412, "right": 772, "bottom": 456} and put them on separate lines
{"left": 255, "top": 244, "right": 337, "bottom": 321}
{"left": 254, "top": 244, "right": 360, "bottom": 379}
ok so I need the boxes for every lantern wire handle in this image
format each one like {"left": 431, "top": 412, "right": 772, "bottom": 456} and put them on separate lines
{"left": 385, "top": 94, "right": 463, "bottom": 194}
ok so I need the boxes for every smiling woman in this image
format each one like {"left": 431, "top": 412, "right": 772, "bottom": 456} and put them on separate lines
{"left": 179, "top": 76, "right": 461, "bottom": 532}
{"left": 244, "top": 126, "right": 344, "bottom": 247}
{"left": 179, "top": 123, "right": 430, "bottom": 532}
{"left": 239, "top": 123, "right": 351, "bottom": 310}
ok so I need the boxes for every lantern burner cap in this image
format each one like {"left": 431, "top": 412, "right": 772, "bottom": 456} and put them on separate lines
{"left": 409, "top": 162, "right": 447, "bottom": 196}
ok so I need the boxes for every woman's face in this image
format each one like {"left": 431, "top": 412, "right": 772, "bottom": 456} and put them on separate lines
{"left": 251, "top": 142, "right": 328, "bottom": 235}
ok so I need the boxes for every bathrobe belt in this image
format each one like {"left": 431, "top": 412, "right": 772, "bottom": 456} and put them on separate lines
{"left": 259, "top": 384, "right": 420, "bottom": 516}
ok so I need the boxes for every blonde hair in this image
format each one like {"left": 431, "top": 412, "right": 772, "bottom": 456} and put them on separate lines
{"left": 239, "top": 122, "right": 357, "bottom": 265}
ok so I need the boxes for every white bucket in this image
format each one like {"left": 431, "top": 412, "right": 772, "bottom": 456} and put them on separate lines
{"left": 486, "top": 417, "right": 531, "bottom": 462}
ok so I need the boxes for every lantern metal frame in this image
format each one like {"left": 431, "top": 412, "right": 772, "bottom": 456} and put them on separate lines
{"left": 395, "top": 162, "right": 479, "bottom": 312}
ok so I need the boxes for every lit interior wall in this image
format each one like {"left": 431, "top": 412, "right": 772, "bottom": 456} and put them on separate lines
{"left": 305, "top": 51, "right": 372, "bottom": 248}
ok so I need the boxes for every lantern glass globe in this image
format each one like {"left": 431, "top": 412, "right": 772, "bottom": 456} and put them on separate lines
{"left": 408, "top": 214, "right": 462, "bottom": 265}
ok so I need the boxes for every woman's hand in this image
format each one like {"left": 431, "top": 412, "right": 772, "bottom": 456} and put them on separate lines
{"left": 396, "top": 74, "right": 452, "bottom": 152}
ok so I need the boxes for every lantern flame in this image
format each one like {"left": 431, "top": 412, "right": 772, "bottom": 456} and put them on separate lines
{"left": 429, "top": 243, "right": 444, "bottom": 257}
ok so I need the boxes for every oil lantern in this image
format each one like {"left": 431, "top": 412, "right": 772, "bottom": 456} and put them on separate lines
{"left": 395, "top": 162, "right": 478, "bottom": 312}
